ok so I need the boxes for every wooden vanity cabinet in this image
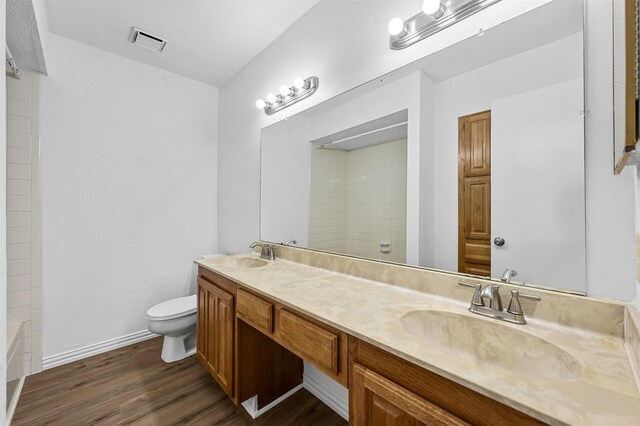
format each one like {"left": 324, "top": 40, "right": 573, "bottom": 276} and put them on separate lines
{"left": 236, "top": 286, "right": 348, "bottom": 387}
{"left": 197, "top": 272, "right": 235, "bottom": 400}
{"left": 349, "top": 337, "right": 545, "bottom": 426}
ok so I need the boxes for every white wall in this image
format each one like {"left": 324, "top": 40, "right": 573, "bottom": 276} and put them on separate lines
{"left": 41, "top": 34, "right": 218, "bottom": 359}
{"left": 218, "top": 0, "right": 553, "bottom": 257}
{"left": 260, "top": 115, "right": 311, "bottom": 246}
{"left": 584, "top": 0, "right": 636, "bottom": 300}
{"left": 0, "top": 0, "right": 8, "bottom": 419}
{"left": 491, "top": 79, "right": 585, "bottom": 291}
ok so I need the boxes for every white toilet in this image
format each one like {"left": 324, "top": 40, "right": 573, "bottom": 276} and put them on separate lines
{"left": 146, "top": 295, "right": 198, "bottom": 363}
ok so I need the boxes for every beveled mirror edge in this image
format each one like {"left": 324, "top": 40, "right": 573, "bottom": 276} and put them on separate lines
{"left": 613, "top": 0, "right": 639, "bottom": 174}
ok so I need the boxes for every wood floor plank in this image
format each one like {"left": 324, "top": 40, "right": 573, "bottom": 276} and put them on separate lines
{"left": 12, "top": 338, "right": 347, "bottom": 426}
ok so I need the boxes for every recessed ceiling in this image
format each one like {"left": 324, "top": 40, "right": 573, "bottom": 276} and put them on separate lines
{"left": 44, "top": 0, "right": 320, "bottom": 87}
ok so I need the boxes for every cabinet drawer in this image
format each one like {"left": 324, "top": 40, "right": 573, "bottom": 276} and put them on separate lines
{"left": 237, "top": 289, "right": 273, "bottom": 334}
{"left": 279, "top": 309, "right": 339, "bottom": 374}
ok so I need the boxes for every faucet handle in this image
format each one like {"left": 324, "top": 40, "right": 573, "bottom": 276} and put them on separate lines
{"left": 507, "top": 290, "right": 541, "bottom": 316}
{"left": 458, "top": 282, "right": 484, "bottom": 306}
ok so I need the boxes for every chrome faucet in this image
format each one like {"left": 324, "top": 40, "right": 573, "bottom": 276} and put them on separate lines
{"left": 480, "top": 284, "right": 503, "bottom": 311}
{"left": 458, "top": 282, "right": 540, "bottom": 325}
{"left": 283, "top": 239, "right": 297, "bottom": 246}
{"left": 500, "top": 269, "right": 518, "bottom": 283}
{"left": 250, "top": 242, "right": 275, "bottom": 260}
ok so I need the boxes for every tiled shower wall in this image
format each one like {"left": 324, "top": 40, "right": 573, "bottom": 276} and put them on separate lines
{"left": 7, "top": 69, "right": 42, "bottom": 375}
{"left": 308, "top": 149, "right": 348, "bottom": 253}
{"left": 309, "top": 139, "right": 407, "bottom": 263}
{"left": 345, "top": 140, "right": 407, "bottom": 263}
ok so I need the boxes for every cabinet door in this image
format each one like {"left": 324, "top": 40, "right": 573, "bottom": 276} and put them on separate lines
{"left": 351, "top": 363, "right": 469, "bottom": 426}
{"left": 197, "top": 284, "right": 208, "bottom": 362}
{"left": 197, "top": 277, "right": 235, "bottom": 398}
{"left": 211, "top": 284, "right": 234, "bottom": 397}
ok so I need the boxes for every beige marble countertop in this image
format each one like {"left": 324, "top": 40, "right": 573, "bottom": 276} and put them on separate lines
{"left": 195, "top": 253, "right": 640, "bottom": 425}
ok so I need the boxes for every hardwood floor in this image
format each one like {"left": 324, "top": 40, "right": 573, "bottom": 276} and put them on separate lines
{"left": 12, "top": 338, "right": 347, "bottom": 426}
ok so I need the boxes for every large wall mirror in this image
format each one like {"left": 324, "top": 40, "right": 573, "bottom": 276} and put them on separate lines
{"left": 261, "top": 0, "right": 586, "bottom": 294}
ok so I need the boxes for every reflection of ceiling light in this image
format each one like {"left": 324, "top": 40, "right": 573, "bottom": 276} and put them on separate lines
{"left": 256, "top": 77, "right": 320, "bottom": 115}
{"left": 389, "top": 0, "right": 502, "bottom": 50}
{"left": 387, "top": 17, "right": 406, "bottom": 37}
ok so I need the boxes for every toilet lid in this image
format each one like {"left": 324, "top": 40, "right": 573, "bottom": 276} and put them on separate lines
{"left": 147, "top": 295, "right": 197, "bottom": 320}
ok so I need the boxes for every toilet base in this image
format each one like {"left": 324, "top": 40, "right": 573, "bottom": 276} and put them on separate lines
{"left": 160, "top": 331, "right": 196, "bottom": 363}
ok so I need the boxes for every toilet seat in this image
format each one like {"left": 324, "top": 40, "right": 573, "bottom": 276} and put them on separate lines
{"left": 146, "top": 295, "right": 197, "bottom": 320}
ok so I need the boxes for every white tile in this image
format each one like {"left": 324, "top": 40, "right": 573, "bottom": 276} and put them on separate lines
{"left": 24, "top": 336, "right": 31, "bottom": 353}
{"left": 8, "top": 147, "right": 31, "bottom": 165}
{"left": 31, "top": 353, "right": 42, "bottom": 374}
{"left": 23, "top": 354, "right": 32, "bottom": 376}
{"left": 8, "top": 70, "right": 32, "bottom": 86}
{"left": 8, "top": 306, "right": 30, "bottom": 322}
{"left": 31, "top": 309, "right": 42, "bottom": 331}
{"left": 8, "top": 163, "right": 31, "bottom": 180}
{"left": 30, "top": 268, "right": 42, "bottom": 288}
{"left": 31, "top": 248, "right": 41, "bottom": 267}
{"left": 31, "top": 330, "right": 41, "bottom": 353}
{"left": 23, "top": 321, "right": 31, "bottom": 338}
{"left": 8, "top": 98, "right": 31, "bottom": 118}
{"left": 7, "top": 227, "right": 31, "bottom": 244}
{"left": 31, "top": 206, "right": 42, "bottom": 224}
{"left": 7, "top": 82, "right": 30, "bottom": 101}
{"left": 7, "top": 274, "right": 30, "bottom": 292}
{"left": 31, "top": 288, "right": 42, "bottom": 309}
{"left": 30, "top": 243, "right": 41, "bottom": 260}
{"left": 7, "top": 242, "right": 30, "bottom": 260}
{"left": 7, "top": 212, "right": 31, "bottom": 228}
{"left": 7, "top": 195, "right": 32, "bottom": 212}
{"left": 31, "top": 226, "right": 41, "bottom": 244}
{"left": 8, "top": 259, "right": 31, "bottom": 277}
{"left": 7, "top": 179, "right": 31, "bottom": 196}
{"left": 8, "top": 115, "right": 31, "bottom": 133}
{"left": 8, "top": 131, "right": 31, "bottom": 148}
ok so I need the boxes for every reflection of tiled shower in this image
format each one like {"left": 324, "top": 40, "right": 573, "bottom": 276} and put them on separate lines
{"left": 309, "top": 139, "right": 407, "bottom": 263}
{"left": 6, "top": 68, "right": 43, "bottom": 413}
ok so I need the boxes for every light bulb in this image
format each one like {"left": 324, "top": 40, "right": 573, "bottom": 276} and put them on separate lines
{"left": 255, "top": 99, "right": 266, "bottom": 109}
{"left": 279, "top": 85, "right": 293, "bottom": 97}
{"left": 293, "top": 77, "right": 306, "bottom": 90}
{"left": 266, "top": 93, "right": 278, "bottom": 104}
{"left": 388, "top": 17, "right": 405, "bottom": 36}
{"left": 423, "top": 0, "right": 444, "bottom": 17}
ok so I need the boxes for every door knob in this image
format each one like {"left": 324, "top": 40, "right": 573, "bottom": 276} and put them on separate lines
{"left": 493, "top": 237, "right": 505, "bottom": 247}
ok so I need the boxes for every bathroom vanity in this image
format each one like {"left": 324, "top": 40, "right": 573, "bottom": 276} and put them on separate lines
{"left": 195, "top": 247, "right": 640, "bottom": 425}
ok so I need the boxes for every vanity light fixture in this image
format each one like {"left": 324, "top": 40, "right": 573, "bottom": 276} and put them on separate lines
{"left": 388, "top": 0, "right": 501, "bottom": 50}
{"left": 256, "top": 76, "right": 319, "bottom": 116}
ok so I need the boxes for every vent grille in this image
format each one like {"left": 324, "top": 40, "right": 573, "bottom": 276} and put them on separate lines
{"left": 129, "top": 27, "right": 167, "bottom": 53}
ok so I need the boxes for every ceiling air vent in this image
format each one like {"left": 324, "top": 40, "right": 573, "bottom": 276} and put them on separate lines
{"left": 129, "top": 27, "right": 167, "bottom": 53}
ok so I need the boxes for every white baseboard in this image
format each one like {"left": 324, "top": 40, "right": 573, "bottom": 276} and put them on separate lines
{"left": 7, "top": 376, "right": 25, "bottom": 425}
{"left": 42, "top": 330, "right": 157, "bottom": 370}
{"left": 241, "top": 384, "right": 304, "bottom": 419}
{"left": 303, "top": 364, "right": 349, "bottom": 420}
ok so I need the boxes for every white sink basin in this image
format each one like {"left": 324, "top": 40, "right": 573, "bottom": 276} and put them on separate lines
{"left": 215, "top": 257, "right": 268, "bottom": 269}
{"left": 400, "top": 309, "right": 582, "bottom": 380}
